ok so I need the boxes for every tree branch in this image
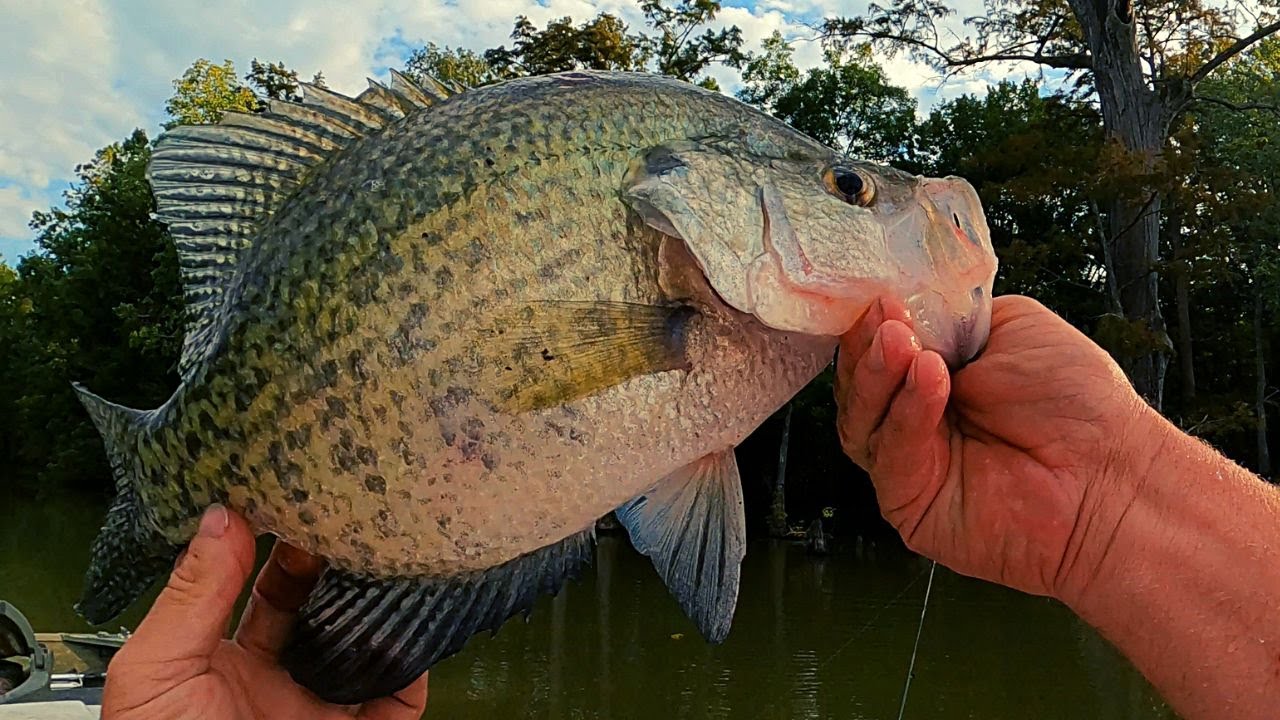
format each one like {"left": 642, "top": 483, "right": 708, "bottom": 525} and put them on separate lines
{"left": 1188, "top": 20, "right": 1280, "bottom": 85}
{"left": 951, "top": 51, "right": 1093, "bottom": 69}
{"left": 1192, "top": 94, "right": 1280, "bottom": 114}
{"left": 822, "top": 18, "right": 1093, "bottom": 71}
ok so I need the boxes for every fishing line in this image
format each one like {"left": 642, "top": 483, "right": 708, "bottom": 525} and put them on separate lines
{"left": 748, "top": 561, "right": 930, "bottom": 720}
{"left": 895, "top": 559, "right": 937, "bottom": 720}
{"left": 817, "top": 564, "right": 928, "bottom": 672}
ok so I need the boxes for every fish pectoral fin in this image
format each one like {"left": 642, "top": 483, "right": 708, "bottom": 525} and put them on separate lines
{"left": 280, "top": 528, "right": 595, "bottom": 705}
{"left": 474, "top": 300, "right": 696, "bottom": 413}
{"left": 614, "top": 448, "right": 746, "bottom": 643}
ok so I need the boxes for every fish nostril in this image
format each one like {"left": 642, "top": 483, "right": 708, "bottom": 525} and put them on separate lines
{"left": 952, "top": 212, "right": 961, "bottom": 228}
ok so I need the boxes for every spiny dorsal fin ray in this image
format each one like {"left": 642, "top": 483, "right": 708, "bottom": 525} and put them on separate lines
{"left": 357, "top": 80, "right": 411, "bottom": 118}
{"left": 150, "top": 72, "right": 453, "bottom": 379}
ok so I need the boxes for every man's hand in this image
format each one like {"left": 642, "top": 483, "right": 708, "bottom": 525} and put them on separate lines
{"left": 835, "top": 294, "right": 1163, "bottom": 601}
{"left": 102, "top": 506, "right": 428, "bottom": 720}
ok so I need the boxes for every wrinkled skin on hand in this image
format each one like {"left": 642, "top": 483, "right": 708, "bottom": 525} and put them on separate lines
{"left": 834, "top": 294, "right": 1159, "bottom": 600}
{"left": 101, "top": 507, "right": 428, "bottom": 720}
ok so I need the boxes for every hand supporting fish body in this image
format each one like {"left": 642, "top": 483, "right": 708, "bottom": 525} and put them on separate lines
{"left": 73, "top": 70, "right": 996, "bottom": 703}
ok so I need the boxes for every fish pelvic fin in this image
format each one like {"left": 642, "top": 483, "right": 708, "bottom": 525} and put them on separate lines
{"left": 615, "top": 448, "right": 747, "bottom": 643}
{"left": 71, "top": 382, "right": 183, "bottom": 625}
{"left": 282, "top": 528, "right": 596, "bottom": 704}
{"left": 149, "top": 70, "right": 453, "bottom": 380}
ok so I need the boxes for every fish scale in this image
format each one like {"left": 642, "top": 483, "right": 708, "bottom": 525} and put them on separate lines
{"left": 72, "top": 70, "right": 996, "bottom": 704}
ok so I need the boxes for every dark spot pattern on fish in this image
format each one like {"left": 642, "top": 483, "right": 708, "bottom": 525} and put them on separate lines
{"left": 364, "top": 474, "right": 387, "bottom": 495}
{"left": 320, "top": 360, "right": 340, "bottom": 387}
{"left": 285, "top": 425, "right": 312, "bottom": 451}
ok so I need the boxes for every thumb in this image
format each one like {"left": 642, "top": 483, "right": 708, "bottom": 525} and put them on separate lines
{"left": 121, "top": 505, "right": 256, "bottom": 672}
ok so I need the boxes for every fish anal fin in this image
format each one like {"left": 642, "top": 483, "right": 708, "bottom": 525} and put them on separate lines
{"left": 282, "top": 529, "right": 594, "bottom": 704}
{"left": 615, "top": 448, "right": 746, "bottom": 643}
{"left": 474, "top": 300, "right": 696, "bottom": 413}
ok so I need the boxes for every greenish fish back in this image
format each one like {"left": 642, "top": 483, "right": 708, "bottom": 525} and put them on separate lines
{"left": 150, "top": 69, "right": 449, "bottom": 380}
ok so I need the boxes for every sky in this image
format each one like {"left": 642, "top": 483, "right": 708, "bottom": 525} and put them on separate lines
{"left": 0, "top": 0, "right": 1022, "bottom": 264}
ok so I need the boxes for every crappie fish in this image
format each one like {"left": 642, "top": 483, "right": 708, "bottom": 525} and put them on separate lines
{"left": 73, "top": 70, "right": 996, "bottom": 703}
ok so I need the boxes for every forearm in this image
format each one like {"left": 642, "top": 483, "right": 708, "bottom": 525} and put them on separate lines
{"left": 1064, "top": 412, "right": 1280, "bottom": 719}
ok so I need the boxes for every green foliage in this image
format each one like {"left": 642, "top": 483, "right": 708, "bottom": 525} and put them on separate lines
{"left": 1, "top": 130, "right": 182, "bottom": 494}
{"left": 163, "top": 59, "right": 258, "bottom": 128}
{"left": 1160, "top": 38, "right": 1280, "bottom": 463}
{"left": 412, "top": 1, "right": 743, "bottom": 88}
{"left": 0, "top": 56, "right": 327, "bottom": 494}
{"left": 641, "top": 0, "right": 747, "bottom": 88}
{"left": 485, "top": 13, "right": 650, "bottom": 78}
{"left": 740, "top": 33, "right": 915, "bottom": 162}
{"left": 245, "top": 58, "right": 317, "bottom": 102}
{"left": 914, "top": 80, "right": 1109, "bottom": 320}
{"left": 405, "top": 43, "right": 500, "bottom": 89}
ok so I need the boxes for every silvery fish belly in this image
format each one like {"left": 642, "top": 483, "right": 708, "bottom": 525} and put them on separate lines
{"left": 71, "top": 71, "right": 997, "bottom": 703}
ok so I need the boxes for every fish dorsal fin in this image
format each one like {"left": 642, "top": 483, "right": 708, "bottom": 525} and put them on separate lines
{"left": 151, "top": 73, "right": 453, "bottom": 379}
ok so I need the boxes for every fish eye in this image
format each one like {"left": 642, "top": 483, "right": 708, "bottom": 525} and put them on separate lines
{"left": 823, "top": 166, "right": 875, "bottom": 207}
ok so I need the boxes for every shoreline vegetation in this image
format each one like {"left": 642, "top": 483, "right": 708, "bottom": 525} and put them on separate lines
{"left": 1, "top": 2, "right": 1276, "bottom": 540}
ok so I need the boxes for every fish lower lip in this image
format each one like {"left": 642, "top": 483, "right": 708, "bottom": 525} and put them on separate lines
{"left": 957, "top": 327, "right": 988, "bottom": 366}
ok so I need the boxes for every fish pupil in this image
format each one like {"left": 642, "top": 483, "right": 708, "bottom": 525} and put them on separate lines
{"left": 835, "top": 170, "right": 863, "bottom": 198}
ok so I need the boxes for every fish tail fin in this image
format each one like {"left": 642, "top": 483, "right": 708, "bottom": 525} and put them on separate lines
{"left": 72, "top": 382, "right": 183, "bottom": 624}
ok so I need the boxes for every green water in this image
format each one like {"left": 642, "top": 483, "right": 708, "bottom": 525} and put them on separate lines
{"left": 0, "top": 494, "right": 1174, "bottom": 719}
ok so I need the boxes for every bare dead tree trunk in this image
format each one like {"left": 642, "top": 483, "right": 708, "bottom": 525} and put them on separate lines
{"left": 768, "top": 403, "right": 792, "bottom": 538}
{"left": 1255, "top": 286, "right": 1271, "bottom": 478}
{"left": 1167, "top": 206, "right": 1195, "bottom": 403}
{"left": 1069, "top": 0, "right": 1170, "bottom": 409}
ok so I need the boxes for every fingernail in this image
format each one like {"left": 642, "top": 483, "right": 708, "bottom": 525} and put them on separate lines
{"left": 906, "top": 357, "right": 920, "bottom": 389}
{"left": 198, "top": 504, "right": 229, "bottom": 538}
{"left": 868, "top": 330, "right": 886, "bottom": 371}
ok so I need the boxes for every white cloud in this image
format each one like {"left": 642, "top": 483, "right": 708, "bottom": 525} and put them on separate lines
{"left": 0, "top": 183, "right": 47, "bottom": 249}
{"left": 0, "top": 0, "right": 1018, "bottom": 258}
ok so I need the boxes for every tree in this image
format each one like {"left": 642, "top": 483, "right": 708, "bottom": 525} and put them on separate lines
{"left": 824, "top": 0, "right": 1280, "bottom": 409}
{"left": 0, "top": 57, "right": 326, "bottom": 494}
{"left": 245, "top": 58, "right": 325, "bottom": 101}
{"left": 739, "top": 32, "right": 916, "bottom": 162}
{"left": 641, "top": 0, "right": 747, "bottom": 89}
{"left": 484, "top": 13, "right": 650, "bottom": 78}
{"left": 5, "top": 130, "right": 182, "bottom": 493}
{"left": 410, "top": 1, "right": 745, "bottom": 90}
{"left": 1180, "top": 39, "right": 1280, "bottom": 476}
{"left": 164, "top": 58, "right": 258, "bottom": 128}
{"left": 404, "top": 43, "right": 500, "bottom": 89}
{"left": 916, "top": 81, "right": 1110, "bottom": 321}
